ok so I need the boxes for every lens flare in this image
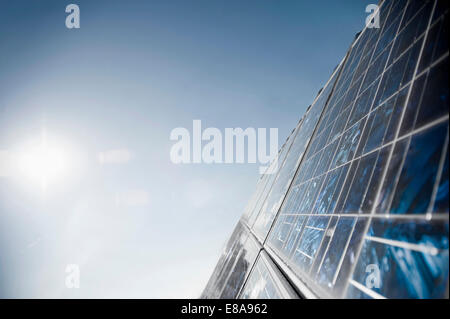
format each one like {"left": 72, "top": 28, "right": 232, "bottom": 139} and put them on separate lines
{"left": 16, "top": 133, "right": 70, "bottom": 192}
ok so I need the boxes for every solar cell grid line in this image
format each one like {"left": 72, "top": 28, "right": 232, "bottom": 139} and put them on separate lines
{"left": 271, "top": 167, "right": 336, "bottom": 260}
{"left": 349, "top": 279, "right": 387, "bottom": 299}
{"left": 364, "top": 235, "right": 440, "bottom": 255}
{"left": 274, "top": 213, "right": 449, "bottom": 220}
{"left": 416, "top": 51, "right": 449, "bottom": 86}
{"left": 295, "top": 248, "right": 313, "bottom": 260}
{"left": 284, "top": 180, "right": 327, "bottom": 257}
{"left": 427, "top": 128, "right": 449, "bottom": 213}
{"left": 341, "top": 0, "right": 441, "bottom": 298}
{"left": 304, "top": 226, "right": 325, "bottom": 232}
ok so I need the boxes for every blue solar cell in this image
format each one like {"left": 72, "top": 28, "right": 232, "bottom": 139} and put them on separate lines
{"left": 433, "top": 148, "right": 449, "bottom": 213}
{"left": 316, "top": 217, "right": 357, "bottom": 288}
{"left": 390, "top": 122, "right": 448, "bottom": 214}
{"left": 334, "top": 217, "right": 370, "bottom": 293}
{"left": 352, "top": 235, "right": 449, "bottom": 298}
{"left": 419, "top": 12, "right": 449, "bottom": 72}
{"left": 342, "top": 152, "right": 378, "bottom": 213}
{"left": 333, "top": 119, "right": 365, "bottom": 168}
{"left": 415, "top": 58, "right": 449, "bottom": 129}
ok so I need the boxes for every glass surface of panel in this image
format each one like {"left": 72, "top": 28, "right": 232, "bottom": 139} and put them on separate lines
{"left": 240, "top": 252, "right": 299, "bottom": 299}
{"left": 201, "top": 222, "right": 260, "bottom": 299}
{"left": 219, "top": 235, "right": 260, "bottom": 299}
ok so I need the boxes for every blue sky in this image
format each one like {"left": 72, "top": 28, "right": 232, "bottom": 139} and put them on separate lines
{"left": 0, "top": 0, "right": 373, "bottom": 298}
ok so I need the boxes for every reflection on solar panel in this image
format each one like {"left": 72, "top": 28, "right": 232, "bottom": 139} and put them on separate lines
{"left": 202, "top": 0, "right": 449, "bottom": 299}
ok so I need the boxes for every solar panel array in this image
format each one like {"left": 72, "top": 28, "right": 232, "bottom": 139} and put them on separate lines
{"left": 202, "top": 0, "right": 449, "bottom": 299}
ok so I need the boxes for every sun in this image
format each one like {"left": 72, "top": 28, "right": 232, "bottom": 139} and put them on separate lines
{"left": 16, "top": 132, "right": 70, "bottom": 192}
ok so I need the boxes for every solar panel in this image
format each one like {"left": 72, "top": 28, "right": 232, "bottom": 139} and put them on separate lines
{"left": 203, "top": 0, "right": 449, "bottom": 299}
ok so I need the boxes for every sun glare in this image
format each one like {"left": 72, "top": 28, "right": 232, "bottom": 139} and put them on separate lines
{"left": 16, "top": 133, "right": 70, "bottom": 192}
